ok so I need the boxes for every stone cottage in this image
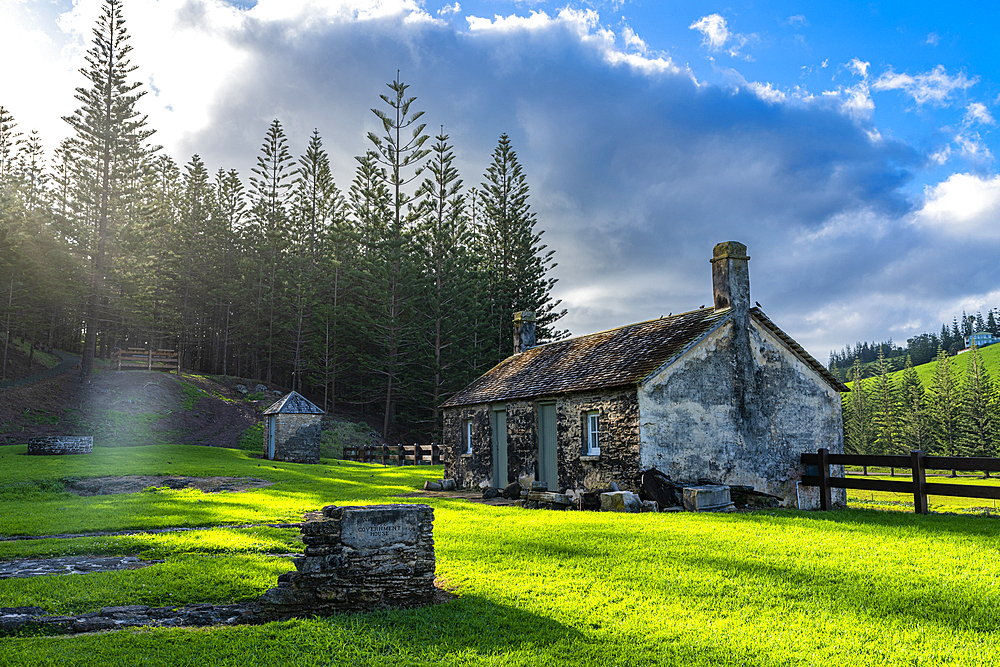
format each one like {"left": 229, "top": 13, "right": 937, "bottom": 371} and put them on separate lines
{"left": 440, "top": 241, "right": 848, "bottom": 507}
{"left": 263, "top": 391, "right": 325, "bottom": 464}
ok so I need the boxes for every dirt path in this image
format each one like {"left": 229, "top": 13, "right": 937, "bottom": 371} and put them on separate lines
{"left": 0, "top": 349, "right": 79, "bottom": 390}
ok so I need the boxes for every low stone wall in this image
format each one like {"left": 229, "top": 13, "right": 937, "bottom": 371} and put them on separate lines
{"left": 0, "top": 604, "right": 257, "bottom": 636}
{"left": 259, "top": 504, "right": 436, "bottom": 618}
{"left": 26, "top": 436, "right": 93, "bottom": 455}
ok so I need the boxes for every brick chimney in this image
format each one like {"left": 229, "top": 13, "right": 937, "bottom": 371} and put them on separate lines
{"left": 711, "top": 241, "right": 750, "bottom": 314}
{"left": 513, "top": 311, "right": 536, "bottom": 353}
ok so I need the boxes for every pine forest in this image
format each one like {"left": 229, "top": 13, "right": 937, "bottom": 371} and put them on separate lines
{"left": 0, "top": 0, "right": 566, "bottom": 442}
{"left": 842, "top": 343, "right": 1000, "bottom": 462}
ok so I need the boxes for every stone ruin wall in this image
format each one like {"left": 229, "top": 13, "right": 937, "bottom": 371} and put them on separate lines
{"left": 259, "top": 504, "right": 436, "bottom": 617}
{"left": 26, "top": 436, "right": 93, "bottom": 455}
{"left": 266, "top": 413, "right": 321, "bottom": 464}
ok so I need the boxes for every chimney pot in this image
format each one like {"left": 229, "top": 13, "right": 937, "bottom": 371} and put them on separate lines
{"left": 513, "top": 311, "right": 536, "bottom": 353}
{"left": 710, "top": 241, "right": 750, "bottom": 313}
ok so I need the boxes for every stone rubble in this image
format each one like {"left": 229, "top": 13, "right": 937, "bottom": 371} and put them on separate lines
{"left": 600, "top": 491, "right": 642, "bottom": 513}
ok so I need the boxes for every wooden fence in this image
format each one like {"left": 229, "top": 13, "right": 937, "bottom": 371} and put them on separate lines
{"left": 342, "top": 444, "right": 441, "bottom": 466}
{"left": 800, "top": 449, "right": 1000, "bottom": 514}
{"left": 111, "top": 348, "right": 180, "bottom": 373}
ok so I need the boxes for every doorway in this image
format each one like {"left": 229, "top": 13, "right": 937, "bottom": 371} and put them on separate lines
{"left": 537, "top": 402, "right": 558, "bottom": 489}
{"left": 267, "top": 415, "right": 276, "bottom": 459}
{"left": 491, "top": 406, "right": 508, "bottom": 488}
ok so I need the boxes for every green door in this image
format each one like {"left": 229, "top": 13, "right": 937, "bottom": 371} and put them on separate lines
{"left": 491, "top": 406, "right": 508, "bottom": 488}
{"left": 537, "top": 403, "right": 558, "bottom": 489}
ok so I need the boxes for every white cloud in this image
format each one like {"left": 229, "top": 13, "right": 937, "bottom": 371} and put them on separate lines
{"left": 621, "top": 23, "right": 647, "bottom": 54}
{"left": 468, "top": 8, "right": 684, "bottom": 76}
{"left": 916, "top": 173, "right": 1000, "bottom": 238}
{"left": 690, "top": 13, "right": 729, "bottom": 50}
{"left": 926, "top": 32, "right": 940, "bottom": 46}
{"left": 785, "top": 14, "right": 808, "bottom": 28}
{"left": 689, "top": 13, "right": 754, "bottom": 59}
{"left": 819, "top": 60, "right": 874, "bottom": 123}
{"left": 965, "top": 102, "right": 995, "bottom": 125}
{"left": 437, "top": 3, "right": 461, "bottom": 16}
{"left": 873, "top": 65, "right": 975, "bottom": 106}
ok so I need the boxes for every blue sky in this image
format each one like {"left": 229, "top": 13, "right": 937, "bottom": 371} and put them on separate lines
{"left": 1, "top": 0, "right": 998, "bottom": 360}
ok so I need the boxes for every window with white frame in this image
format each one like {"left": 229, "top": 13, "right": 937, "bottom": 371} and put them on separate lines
{"left": 585, "top": 411, "right": 600, "bottom": 456}
{"left": 464, "top": 420, "right": 473, "bottom": 455}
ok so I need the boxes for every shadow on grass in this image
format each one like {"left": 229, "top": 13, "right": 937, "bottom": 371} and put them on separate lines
{"left": 731, "top": 506, "right": 1000, "bottom": 541}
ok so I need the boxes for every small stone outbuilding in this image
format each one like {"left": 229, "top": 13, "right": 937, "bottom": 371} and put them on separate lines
{"left": 440, "top": 241, "right": 849, "bottom": 508}
{"left": 262, "top": 392, "right": 325, "bottom": 464}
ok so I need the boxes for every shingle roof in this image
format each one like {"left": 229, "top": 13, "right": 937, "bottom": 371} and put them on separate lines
{"left": 441, "top": 306, "right": 849, "bottom": 408}
{"left": 441, "top": 308, "right": 729, "bottom": 407}
{"left": 262, "top": 391, "right": 325, "bottom": 415}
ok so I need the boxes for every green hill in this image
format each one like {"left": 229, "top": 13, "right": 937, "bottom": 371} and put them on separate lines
{"left": 846, "top": 343, "right": 1000, "bottom": 392}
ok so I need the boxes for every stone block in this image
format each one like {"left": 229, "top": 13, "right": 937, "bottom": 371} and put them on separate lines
{"left": 526, "top": 491, "right": 573, "bottom": 507}
{"left": 682, "top": 485, "right": 733, "bottom": 512}
{"left": 423, "top": 480, "right": 443, "bottom": 491}
{"left": 599, "top": 491, "right": 641, "bottom": 513}
{"left": 440, "top": 479, "right": 457, "bottom": 491}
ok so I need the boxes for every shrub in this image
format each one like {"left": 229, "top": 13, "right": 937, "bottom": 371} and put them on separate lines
{"left": 319, "top": 418, "right": 380, "bottom": 459}
{"left": 236, "top": 422, "right": 264, "bottom": 452}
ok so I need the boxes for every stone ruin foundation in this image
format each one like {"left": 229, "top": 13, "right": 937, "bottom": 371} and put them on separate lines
{"left": 259, "top": 504, "right": 436, "bottom": 618}
{"left": 26, "top": 436, "right": 93, "bottom": 455}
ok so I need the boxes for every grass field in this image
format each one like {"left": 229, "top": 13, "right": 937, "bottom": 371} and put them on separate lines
{"left": 2, "top": 445, "right": 999, "bottom": 666}
{"left": 845, "top": 469, "right": 1000, "bottom": 514}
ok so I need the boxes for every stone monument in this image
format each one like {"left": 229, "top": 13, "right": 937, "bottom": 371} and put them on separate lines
{"left": 259, "top": 504, "right": 436, "bottom": 618}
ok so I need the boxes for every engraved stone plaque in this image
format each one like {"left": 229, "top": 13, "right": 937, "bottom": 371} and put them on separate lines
{"left": 340, "top": 506, "right": 420, "bottom": 549}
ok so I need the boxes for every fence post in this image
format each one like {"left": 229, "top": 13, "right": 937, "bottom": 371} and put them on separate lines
{"left": 432, "top": 443, "right": 440, "bottom": 466}
{"left": 911, "top": 450, "right": 928, "bottom": 515}
{"left": 414, "top": 443, "right": 422, "bottom": 466}
{"left": 381, "top": 444, "right": 387, "bottom": 466}
{"left": 818, "top": 448, "right": 831, "bottom": 511}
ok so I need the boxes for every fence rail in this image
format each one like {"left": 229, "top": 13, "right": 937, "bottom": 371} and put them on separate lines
{"left": 111, "top": 348, "right": 179, "bottom": 373}
{"left": 800, "top": 449, "right": 1000, "bottom": 514}
{"left": 342, "top": 444, "right": 441, "bottom": 466}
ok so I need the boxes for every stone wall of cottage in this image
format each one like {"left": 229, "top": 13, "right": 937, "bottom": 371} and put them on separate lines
{"left": 443, "top": 390, "right": 640, "bottom": 493}
{"left": 555, "top": 389, "right": 640, "bottom": 492}
{"left": 267, "top": 413, "right": 322, "bottom": 464}
{"left": 638, "top": 318, "right": 845, "bottom": 508}
{"left": 442, "top": 404, "right": 492, "bottom": 487}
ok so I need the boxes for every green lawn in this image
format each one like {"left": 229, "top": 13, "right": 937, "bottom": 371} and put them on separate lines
{"left": 2, "top": 445, "right": 999, "bottom": 666}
